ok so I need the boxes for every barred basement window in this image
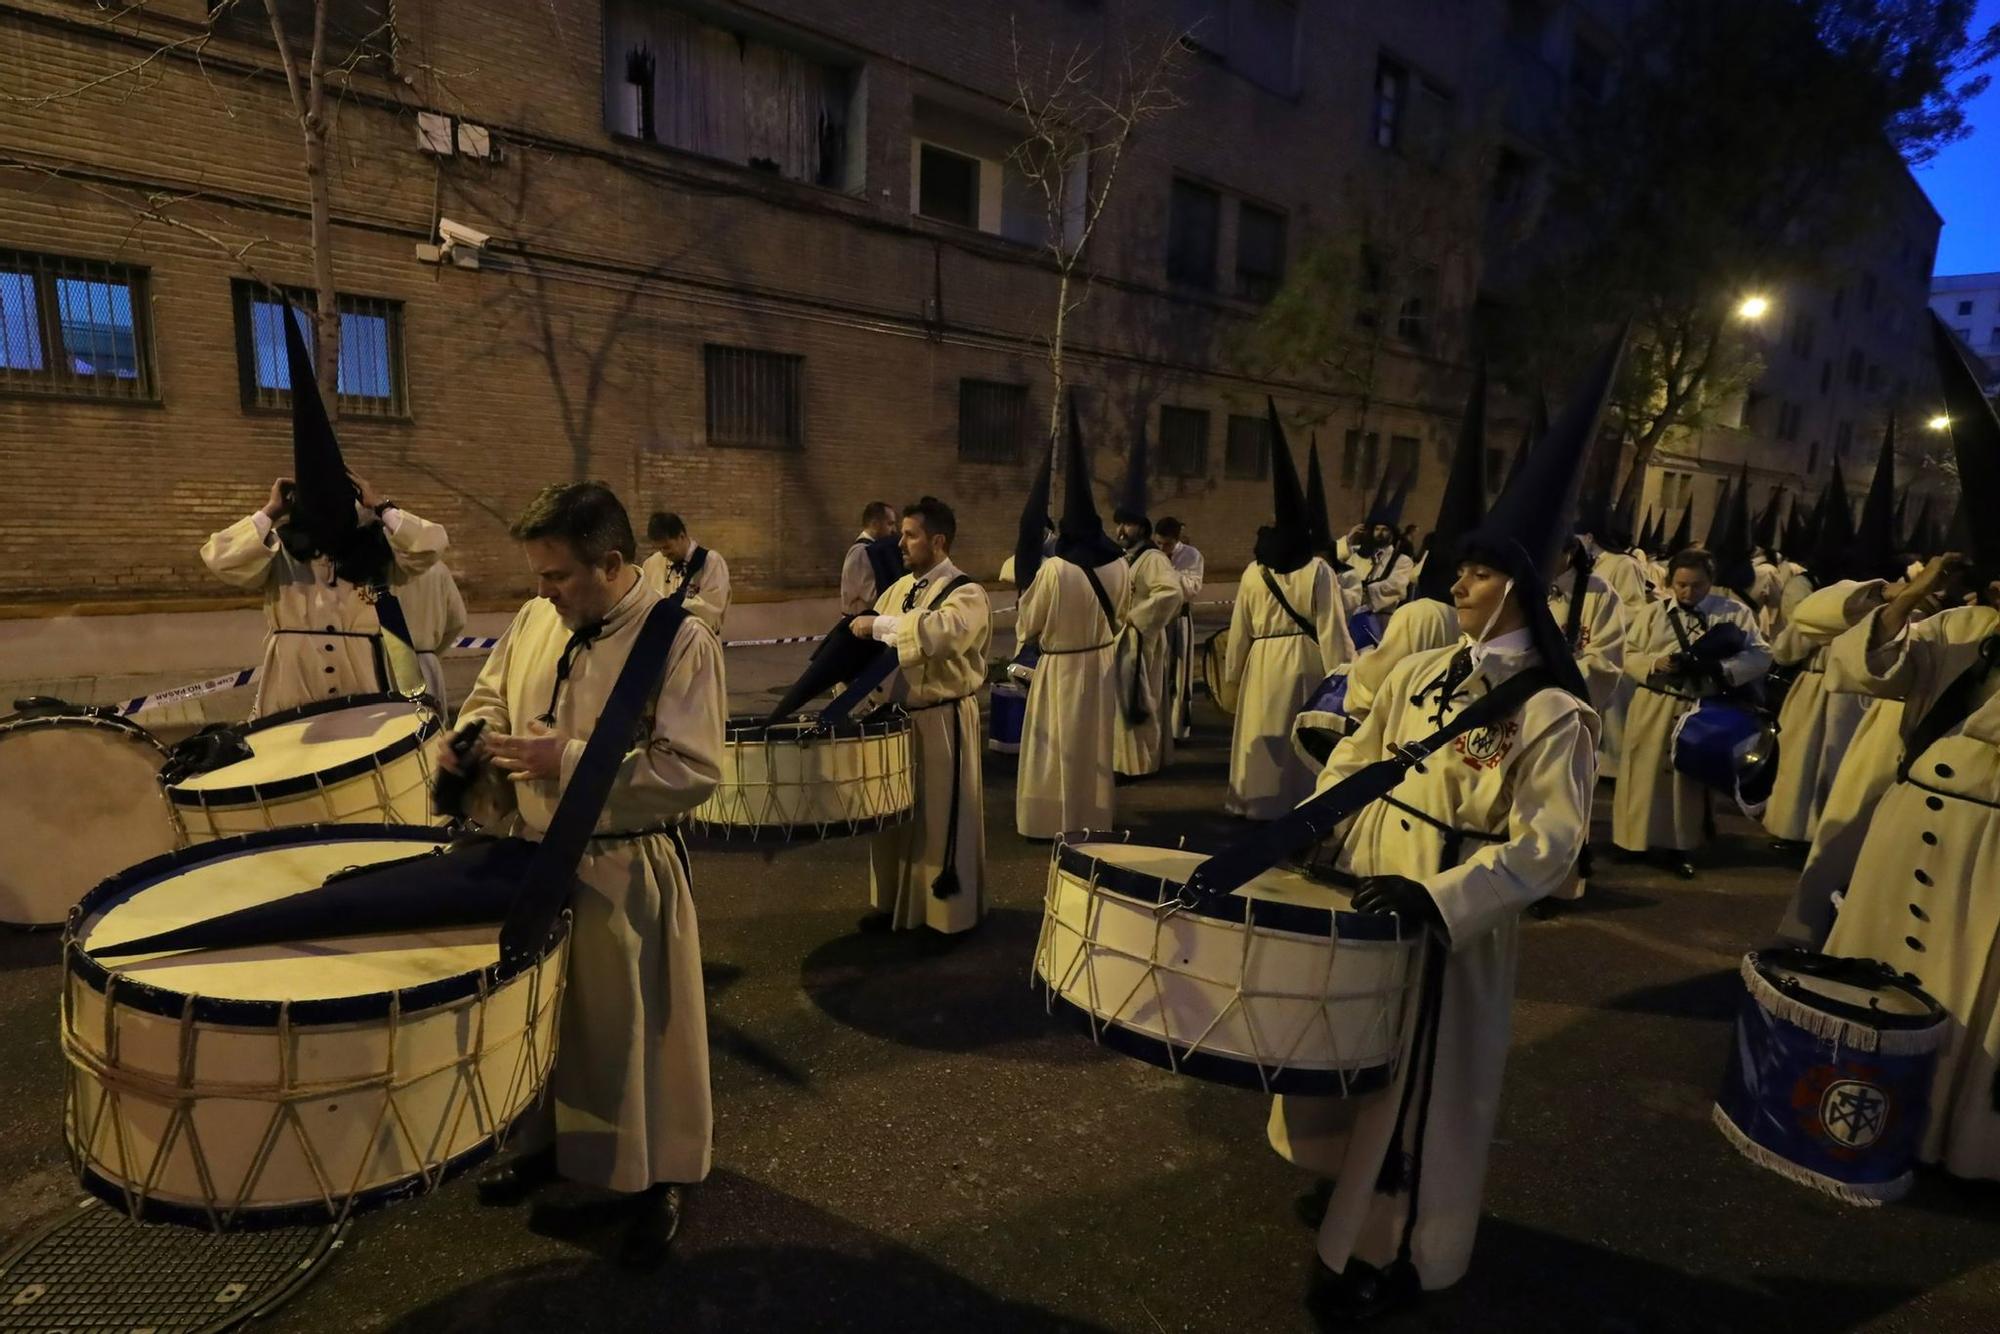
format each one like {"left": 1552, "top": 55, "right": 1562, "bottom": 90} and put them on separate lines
{"left": 1158, "top": 405, "right": 1210, "bottom": 476}
{"left": 706, "top": 344, "right": 805, "bottom": 450}
{"left": 958, "top": 378, "right": 1028, "bottom": 463}
{"left": 1225, "top": 412, "right": 1270, "bottom": 480}
{"left": 0, "top": 249, "right": 155, "bottom": 401}
{"left": 232, "top": 282, "right": 406, "bottom": 418}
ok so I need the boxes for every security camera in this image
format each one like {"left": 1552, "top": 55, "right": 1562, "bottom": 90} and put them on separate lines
{"left": 438, "top": 218, "right": 490, "bottom": 249}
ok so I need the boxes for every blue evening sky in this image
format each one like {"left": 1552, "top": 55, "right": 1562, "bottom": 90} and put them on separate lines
{"left": 1920, "top": 0, "right": 2000, "bottom": 276}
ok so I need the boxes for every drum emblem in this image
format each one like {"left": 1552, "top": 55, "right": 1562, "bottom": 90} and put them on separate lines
{"left": 1819, "top": 1079, "right": 1889, "bottom": 1150}
{"left": 1454, "top": 720, "right": 1518, "bottom": 770}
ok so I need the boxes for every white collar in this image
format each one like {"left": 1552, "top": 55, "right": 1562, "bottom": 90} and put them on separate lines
{"left": 1468, "top": 626, "right": 1534, "bottom": 659}
{"left": 910, "top": 558, "right": 960, "bottom": 590}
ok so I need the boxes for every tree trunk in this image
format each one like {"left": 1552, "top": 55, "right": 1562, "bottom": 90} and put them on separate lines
{"left": 1046, "top": 266, "right": 1070, "bottom": 456}
{"left": 304, "top": 120, "right": 340, "bottom": 421}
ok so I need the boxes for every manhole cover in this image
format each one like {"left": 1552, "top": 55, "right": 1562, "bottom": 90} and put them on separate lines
{"left": 0, "top": 1198, "right": 343, "bottom": 1333}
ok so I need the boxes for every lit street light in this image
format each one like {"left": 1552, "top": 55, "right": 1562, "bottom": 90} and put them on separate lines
{"left": 1927, "top": 414, "right": 1951, "bottom": 431}
{"left": 1736, "top": 294, "right": 1771, "bottom": 321}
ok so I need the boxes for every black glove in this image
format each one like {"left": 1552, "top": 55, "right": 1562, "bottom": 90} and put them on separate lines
{"left": 1351, "top": 874, "right": 1445, "bottom": 933}
{"left": 1663, "top": 653, "right": 1697, "bottom": 677}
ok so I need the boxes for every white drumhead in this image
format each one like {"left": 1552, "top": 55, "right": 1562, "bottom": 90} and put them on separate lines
{"left": 1076, "top": 840, "right": 1351, "bottom": 910}
{"left": 0, "top": 719, "right": 180, "bottom": 927}
{"left": 79, "top": 837, "right": 493, "bottom": 999}
{"left": 1769, "top": 964, "right": 1934, "bottom": 1019}
{"left": 172, "top": 700, "right": 429, "bottom": 791}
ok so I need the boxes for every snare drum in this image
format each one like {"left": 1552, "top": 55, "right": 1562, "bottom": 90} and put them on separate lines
{"left": 989, "top": 684, "right": 1028, "bottom": 754}
{"left": 1290, "top": 669, "right": 1351, "bottom": 769}
{"left": 1201, "top": 629, "right": 1238, "bottom": 715}
{"left": 0, "top": 709, "right": 183, "bottom": 928}
{"left": 165, "top": 694, "right": 442, "bottom": 843}
{"left": 1033, "top": 833, "right": 1422, "bottom": 1094}
{"left": 63, "top": 824, "right": 568, "bottom": 1228}
{"left": 1671, "top": 697, "right": 1779, "bottom": 809}
{"left": 1348, "top": 610, "right": 1387, "bottom": 652}
{"left": 690, "top": 713, "right": 915, "bottom": 841}
{"left": 1713, "top": 948, "right": 1946, "bottom": 1205}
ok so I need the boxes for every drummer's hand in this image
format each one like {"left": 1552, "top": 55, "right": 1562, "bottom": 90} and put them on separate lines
{"left": 849, "top": 614, "right": 877, "bottom": 639}
{"left": 262, "top": 476, "right": 294, "bottom": 520}
{"left": 1352, "top": 875, "right": 1444, "bottom": 932}
{"left": 351, "top": 472, "right": 387, "bottom": 512}
{"left": 487, "top": 729, "right": 567, "bottom": 783}
{"left": 433, "top": 729, "right": 488, "bottom": 775}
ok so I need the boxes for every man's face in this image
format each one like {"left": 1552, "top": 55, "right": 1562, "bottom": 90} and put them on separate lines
{"left": 1371, "top": 524, "right": 1396, "bottom": 549}
{"left": 1116, "top": 521, "right": 1146, "bottom": 549}
{"left": 525, "top": 537, "right": 624, "bottom": 631}
{"left": 1154, "top": 533, "right": 1177, "bottom": 554}
{"left": 1671, "top": 566, "right": 1713, "bottom": 608}
{"left": 865, "top": 513, "right": 893, "bottom": 540}
{"left": 1451, "top": 562, "right": 1517, "bottom": 637}
{"left": 899, "top": 515, "right": 945, "bottom": 574}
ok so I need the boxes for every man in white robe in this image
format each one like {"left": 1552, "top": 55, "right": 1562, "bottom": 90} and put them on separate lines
{"left": 450, "top": 482, "right": 724, "bottom": 1265}
{"left": 400, "top": 558, "right": 468, "bottom": 711}
{"left": 840, "top": 500, "right": 898, "bottom": 614}
{"left": 1577, "top": 530, "right": 1651, "bottom": 779}
{"left": 1761, "top": 574, "right": 1877, "bottom": 850}
{"left": 201, "top": 475, "right": 447, "bottom": 717}
{"left": 1112, "top": 508, "right": 1184, "bottom": 777}
{"left": 1611, "top": 551, "right": 1771, "bottom": 876}
{"left": 851, "top": 497, "right": 991, "bottom": 933}
{"left": 641, "top": 511, "right": 732, "bottom": 634}
{"left": 1339, "top": 523, "right": 1415, "bottom": 615}
{"left": 1157, "top": 518, "right": 1205, "bottom": 743}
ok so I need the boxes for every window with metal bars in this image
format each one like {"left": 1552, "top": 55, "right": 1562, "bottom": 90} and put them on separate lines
{"left": 957, "top": 378, "right": 1027, "bottom": 463}
{"left": 1224, "top": 412, "right": 1270, "bottom": 480}
{"left": 0, "top": 249, "right": 155, "bottom": 401}
{"left": 705, "top": 344, "right": 805, "bottom": 450}
{"left": 231, "top": 281, "right": 406, "bottom": 417}
{"left": 1158, "top": 405, "right": 1210, "bottom": 476}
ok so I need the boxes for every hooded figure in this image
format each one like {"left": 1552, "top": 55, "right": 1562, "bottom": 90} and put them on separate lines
{"left": 199, "top": 305, "right": 446, "bottom": 716}
{"left": 1613, "top": 463, "right": 1773, "bottom": 870}
{"left": 1342, "top": 464, "right": 1418, "bottom": 615}
{"left": 1818, "top": 314, "right": 2000, "bottom": 1182}
{"left": 1814, "top": 457, "right": 1859, "bottom": 581}
{"left": 1305, "top": 434, "right": 1339, "bottom": 565}
{"left": 1224, "top": 400, "right": 1355, "bottom": 818}
{"left": 1007, "top": 444, "right": 1056, "bottom": 591}
{"left": 1783, "top": 494, "right": 1815, "bottom": 569}
{"left": 1500, "top": 393, "right": 1545, "bottom": 496}
{"left": 1112, "top": 426, "right": 1185, "bottom": 777}
{"left": 1270, "top": 334, "right": 1616, "bottom": 1316}
{"left": 1666, "top": 501, "right": 1695, "bottom": 559}
{"left": 1702, "top": 477, "right": 1734, "bottom": 553}
{"left": 1851, "top": 415, "right": 1905, "bottom": 584}
{"left": 1015, "top": 396, "right": 1133, "bottom": 838}
{"left": 1333, "top": 363, "right": 1492, "bottom": 729}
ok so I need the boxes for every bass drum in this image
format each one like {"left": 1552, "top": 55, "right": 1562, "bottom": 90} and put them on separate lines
{"left": 0, "top": 706, "right": 182, "bottom": 928}
{"left": 1201, "top": 628, "right": 1238, "bottom": 715}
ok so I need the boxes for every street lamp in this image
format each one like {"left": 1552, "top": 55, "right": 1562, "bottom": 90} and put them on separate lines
{"left": 1926, "top": 414, "right": 1951, "bottom": 431}
{"left": 1736, "top": 294, "right": 1771, "bottom": 321}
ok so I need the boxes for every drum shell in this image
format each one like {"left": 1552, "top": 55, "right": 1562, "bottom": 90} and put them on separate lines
{"left": 1201, "top": 628, "right": 1238, "bottom": 715}
{"left": 1671, "top": 698, "right": 1778, "bottom": 804}
{"left": 166, "top": 695, "right": 441, "bottom": 843}
{"left": 1034, "top": 836, "right": 1419, "bottom": 1094}
{"left": 0, "top": 713, "right": 182, "bottom": 927}
{"left": 690, "top": 715, "right": 914, "bottom": 840}
{"left": 61, "top": 827, "right": 567, "bottom": 1228}
{"left": 988, "top": 684, "right": 1027, "bottom": 754}
{"left": 1348, "top": 610, "right": 1387, "bottom": 652}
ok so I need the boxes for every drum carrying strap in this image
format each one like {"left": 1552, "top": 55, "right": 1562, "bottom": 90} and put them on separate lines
{"left": 1561, "top": 544, "right": 1590, "bottom": 652}
{"left": 500, "top": 597, "right": 689, "bottom": 972}
{"left": 1897, "top": 635, "right": 2000, "bottom": 782}
{"left": 1262, "top": 567, "right": 1319, "bottom": 640}
{"left": 820, "top": 574, "right": 975, "bottom": 723}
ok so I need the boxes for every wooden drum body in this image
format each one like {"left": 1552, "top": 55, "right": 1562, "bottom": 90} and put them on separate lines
{"left": 690, "top": 714, "right": 914, "bottom": 841}
{"left": 0, "top": 711, "right": 183, "bottom": 928}
{"left": 1034, "top": 833, "right": 1421, "bottom": 1095}
{"left": 166, "top": 694, "right": 442, "bottom": 843}
{"left": 62, "top": 825, "right": 567, "bottom": 1228}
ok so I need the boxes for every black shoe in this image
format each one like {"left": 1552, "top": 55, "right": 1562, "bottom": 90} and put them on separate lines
{"left": 617, "top": 1184, "right": 682, "bottom": 1268}
{"left": 476, "top": 1146, "right": 557, "bottom": 1207}
{"left": 1673, "top": 856, "right": 1696, "bottom": 880}
{"left": 1294, "top": 1179, "right": 1333, "bottom": 1228}
{"left": 856, "top": 911, "right": 894, "bottom": 934}
{"left": 1305, "top": 1257, "right": 1422, "bottom": 1327}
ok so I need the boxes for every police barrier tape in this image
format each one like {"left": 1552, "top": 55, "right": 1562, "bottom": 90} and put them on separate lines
{"left": 112, "top": 598, "right": 1237, "bottom": 716}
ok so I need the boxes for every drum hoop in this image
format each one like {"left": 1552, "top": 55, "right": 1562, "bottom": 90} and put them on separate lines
{"left": 0, "top": 711, "right": 167, "bottom": 756}
{"left": 685, "top": 809, "right": 913, "bottom": 843}
{"left": 1748, "top": 948, "right": 1945, "bottom": 1031}
{"left": 167, "top": 694, "right": 440, "bottom": 808}
{"left": 1051, "top": 832, "right": 1407, "bottom": 944}
{"left": 1041, "top": 991, "right": 1397, "bottom": 1095}
{"left": 64, "top": 823, "right": 568, "bottom": 1029}
{"left": 73, "top": 1135, "right": 506, "bottom": 1232}
{"left": 722, "top": 711, "right": 911, "bottom": 743}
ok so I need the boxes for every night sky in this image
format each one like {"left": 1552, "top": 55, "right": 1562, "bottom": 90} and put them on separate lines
{"left": 1920, "top": 0, "right": 2000, "bottom": 276}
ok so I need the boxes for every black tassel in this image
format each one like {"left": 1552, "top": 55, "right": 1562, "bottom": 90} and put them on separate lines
{"left": 931, "top": 867, "right": 961, "bottom": 900}
{"left": 1375, "top": 1148, "right": 1415, "bottom": 1196}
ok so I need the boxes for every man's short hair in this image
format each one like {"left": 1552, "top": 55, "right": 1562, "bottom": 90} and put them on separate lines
{"left": 646, "top": 511, "right": 687, "bottom": 542}
{"left": 902, "top": 496, "right": 957, "bottom": 547}
{"left": 512, "top": 482, "right": 637, "bottom": 564}
{"left": 1669, "top": 549, "right": 1716, "bottom": 581}
{"left": 1156, "top": 516, "right": 1184, "bottom": 541}
{"left": 862, "top": 500, "right": 895, "bottom": 528}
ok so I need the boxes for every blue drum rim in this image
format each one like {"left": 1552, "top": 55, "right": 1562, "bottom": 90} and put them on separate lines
{"left": 74, "top": 1129, "right": 507, "bottom": 1232}
{"left": 1052, "top": 831, "right": 1408, "bottom": 943}
{"left": 722, "top": 711, "right": 910, "bottom": 744}
{"left": 65, "top": 823, "right": 569, "bottom": 1028}
{"left": 1749, "top": 946, "right": 1945, "bottom": 1030}
{"left": 1042, "top": 991, "right": 1394, "bottom": 1096}
{"left": 165, "top": 692, "right": 440, "bottom": 809}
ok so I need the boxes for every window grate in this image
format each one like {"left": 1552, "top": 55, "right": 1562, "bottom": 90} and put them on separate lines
{"left": 1225, "top": 412, "right": 1270, "bottom": 480}
{"left": 706, "top": 344, "right": 805, "bottom": 450}
{"left": 0, "top": 249, "right": 154, "bottom": 401}
{"left": 1158, "top": 405, "right": 1210, "bottom": 477}
{"left": 958, "top": 378, "right": 1027, "bottom": 463}
{"left": 232, "top": 282, "right": 406, "bottom": 417}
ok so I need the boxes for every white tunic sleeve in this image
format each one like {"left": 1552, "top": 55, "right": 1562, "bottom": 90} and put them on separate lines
{"left": 682, "top": 552, "right": 732, "bottom": 633}
{"left": 1312, "top": 560, "right": 1356, "bottom": 670}
{"left": 383, "top": 507, "right": 447, "bottom": 580}
{"left": 200, "top": 513, "right": 280, "bottom": 591}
